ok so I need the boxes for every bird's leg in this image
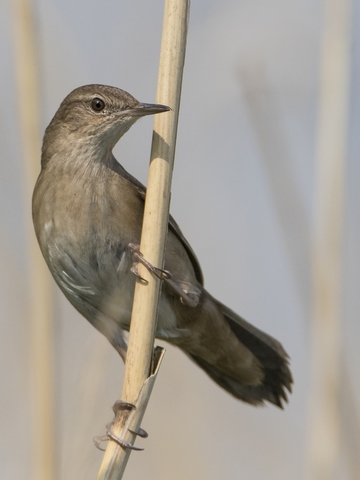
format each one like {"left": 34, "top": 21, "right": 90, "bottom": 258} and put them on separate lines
{"left": 93, "top": 400, "right": 147, "bottom": 451}
{"left": 128, "top": 243, "right": 200, "bottom": 307}
{"left": 129, "top": 243, "right": 171, "bottom": 283}
{"left": 163, "top": 278, "right": 201, "bottom": 307}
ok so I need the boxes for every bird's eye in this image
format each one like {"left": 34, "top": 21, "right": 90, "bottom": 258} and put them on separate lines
{"left": 91, "top": 98, "right": 105, "bottom": 112}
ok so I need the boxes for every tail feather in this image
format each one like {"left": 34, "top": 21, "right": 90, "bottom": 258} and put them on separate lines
{"left": 188, "top": 298, "right": 293, "bottom": 408}
{"left": 187, "top": 353, "right": 288, "bottom": 407}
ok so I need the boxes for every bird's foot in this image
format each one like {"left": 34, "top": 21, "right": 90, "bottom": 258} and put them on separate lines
{"left": 128, "top": 243, "right": 200, "bottom": 307}
{"left": 93, "top": 400, "right": 146, "bottom": 451}
{"left": 129, "top": 243, "right": 171, "bottom": 282}
{"left": 129, "top": 427, "right": 148, "bottom": 438}
{"left": 111, "top": 399, "right": 136, "bottom": 414}
{"left": 106, "top": 430, "right": 144, "bottom": 451}
{"left": 164, "top": 278, "right": 201, "bottom": 307}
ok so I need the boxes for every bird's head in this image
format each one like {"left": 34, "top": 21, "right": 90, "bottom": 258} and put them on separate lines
{"left": 42, "top": 84, "right": 170, "bottom": 165}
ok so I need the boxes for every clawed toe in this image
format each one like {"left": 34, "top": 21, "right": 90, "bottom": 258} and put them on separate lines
{"left": 93, "top": 431, "right": 145, "bottom": 451}
{"left": 128, "top": 243, "right": 171, "bottom": 281}
{"left": 129, "top": 427, "right": 148, "bottom": 438}
{"left": 130, "top": 263, "right": 149, "bottom": 284}
{"left": 128, "top": 243, "right": 200, "bottom": 307}
{"left": 93, "top": 399, "right": 147, "bottom": 452}
{"left": 93, "top": 435, "right": 109, "bottom": 451}
{"left": 112, "top": 399, "right": 136, "bottom": 414}
{"left": 107, "top": 429, "right": 144, "bottom": 451}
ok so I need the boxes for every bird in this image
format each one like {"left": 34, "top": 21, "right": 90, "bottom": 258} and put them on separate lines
{"left": 32, "top": 84, "right": 292, "bottom": 408}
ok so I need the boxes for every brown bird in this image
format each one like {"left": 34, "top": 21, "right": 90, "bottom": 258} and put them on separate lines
{"left": 33, "top": 84, "right": 292, "bottom": 408}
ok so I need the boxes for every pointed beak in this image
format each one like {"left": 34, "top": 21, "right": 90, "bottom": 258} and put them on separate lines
{"left": 125, "top": 103, "right": 171, "bottom": 117}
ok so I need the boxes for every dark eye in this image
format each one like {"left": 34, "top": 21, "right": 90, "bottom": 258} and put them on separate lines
{"left": 91, "top": 97, "right": 105, "bottom": 112}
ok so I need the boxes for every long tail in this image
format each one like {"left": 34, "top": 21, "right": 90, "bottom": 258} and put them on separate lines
{"left": 182, "top": 294, "right": 293, "bottom": 408}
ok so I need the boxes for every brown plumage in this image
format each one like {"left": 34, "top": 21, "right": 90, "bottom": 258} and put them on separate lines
{"left": 32, "top": 84, "right": 292, "bottom": 408}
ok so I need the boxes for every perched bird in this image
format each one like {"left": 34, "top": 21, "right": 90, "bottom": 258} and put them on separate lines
{"left": 33, "top": 84, "right": 292, "bottom": 408}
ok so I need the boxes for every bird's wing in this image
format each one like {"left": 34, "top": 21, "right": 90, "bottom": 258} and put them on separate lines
{"left": 115, "top": 161, "right": 204, "bottom": 286}
{"left": 167, "top": 214, "right": 204, "bottom": 286}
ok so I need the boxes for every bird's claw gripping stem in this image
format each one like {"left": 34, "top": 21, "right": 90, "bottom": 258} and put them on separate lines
{"left": 129, "top": 243, "right": 171, "bottom": 282}
{"left": 129, "top": 243, "right": 199, "bottom": 307}
{"left": 93, "top": 400, "right": 147, "bottom": 452}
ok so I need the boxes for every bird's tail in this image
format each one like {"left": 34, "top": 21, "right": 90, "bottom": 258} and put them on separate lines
{"left": 182, "top": 294, "right": 293, "bottom": 408}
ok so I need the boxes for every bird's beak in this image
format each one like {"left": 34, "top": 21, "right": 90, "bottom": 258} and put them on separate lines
{"left": 124, "top": 103, "right": 171, "bottom": 117}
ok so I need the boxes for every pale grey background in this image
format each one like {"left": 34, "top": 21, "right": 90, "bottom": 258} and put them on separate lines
{"left": 1, "top": 0, "right": 359, "bottom": 479}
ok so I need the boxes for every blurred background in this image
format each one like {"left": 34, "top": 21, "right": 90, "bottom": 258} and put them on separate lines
{"left": 2, "top": 0, "right": 359, "bottom": 479}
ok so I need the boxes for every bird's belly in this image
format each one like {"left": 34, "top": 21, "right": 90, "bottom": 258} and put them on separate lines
{"left": 36, "top": 207, "right": 181, "bottom": 342}
{"left": 101, "top": 276, "right": 179, "bottom": 335}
